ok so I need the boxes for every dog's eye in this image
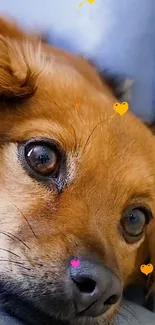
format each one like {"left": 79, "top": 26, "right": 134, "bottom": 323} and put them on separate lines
{"left": 121, "top": 207, "right": 151, "bottom": 243}
{"left": 25, "top": 144, "right": 58, "bottom": 175}
{"left": 18, "top": 139, "right": 66, "bottom": 191}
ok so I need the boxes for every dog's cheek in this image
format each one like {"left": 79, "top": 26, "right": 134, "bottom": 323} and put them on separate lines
{"left": 0, "top": 143, "right": 57, "bottom": 275}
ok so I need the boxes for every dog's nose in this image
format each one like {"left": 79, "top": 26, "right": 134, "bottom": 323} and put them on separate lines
{"left": 68, "top": 259, "right": 122, "bottom": 317}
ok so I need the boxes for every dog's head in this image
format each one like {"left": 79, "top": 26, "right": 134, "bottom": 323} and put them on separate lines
{"left": 0, "top": 32, "right": 155, "bottom": 325}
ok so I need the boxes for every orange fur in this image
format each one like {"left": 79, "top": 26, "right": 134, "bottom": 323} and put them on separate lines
{"left": 0, "top": 16, "right": 155, "bottom": 325}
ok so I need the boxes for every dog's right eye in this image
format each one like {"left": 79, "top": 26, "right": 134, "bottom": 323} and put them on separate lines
{"left": 25, "top": 143, "right": 59, "bottom": 176}
{"left": 18, "top": 139, "right": 66, "bottom": 191}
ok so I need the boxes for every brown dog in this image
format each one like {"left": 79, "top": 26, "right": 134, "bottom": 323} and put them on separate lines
{"left": 0, "top": 17, "right": 155, "bottom": 325}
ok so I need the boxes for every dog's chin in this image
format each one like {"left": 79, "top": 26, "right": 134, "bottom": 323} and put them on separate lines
{"left": 0, "top": 279, "right": 116, "bottom": 325}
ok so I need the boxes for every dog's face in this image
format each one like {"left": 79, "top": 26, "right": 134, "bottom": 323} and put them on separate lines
{"left": 0, "top": 35, "right": 155, "bottom": 325}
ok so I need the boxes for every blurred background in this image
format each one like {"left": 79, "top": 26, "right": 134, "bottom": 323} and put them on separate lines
{"left": 0, "top": 0, "right": 155, "bottom": 123}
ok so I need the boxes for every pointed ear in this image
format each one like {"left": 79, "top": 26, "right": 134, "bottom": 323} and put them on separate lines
{"left": 0, "top": 35, "right": 37, "bottom": 101}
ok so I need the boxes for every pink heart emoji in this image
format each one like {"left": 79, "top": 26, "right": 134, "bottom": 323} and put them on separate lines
{"left": 71, "top": 259, "right": 80, "bottom": 268}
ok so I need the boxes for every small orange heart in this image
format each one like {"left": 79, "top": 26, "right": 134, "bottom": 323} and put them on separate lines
{"left": 140, "top": 263, "right": 154, "bottom": 276}
{"left": 76, "top": 102, "right": 80, "bottom": 107}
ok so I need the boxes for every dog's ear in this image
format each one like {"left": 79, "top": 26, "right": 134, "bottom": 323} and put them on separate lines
{"left": 0, "top": 35, "right": 37, "bottom": 102}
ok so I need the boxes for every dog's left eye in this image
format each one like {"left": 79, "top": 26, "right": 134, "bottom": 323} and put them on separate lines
{"left": 121, "top": 206, "right": 152, "bottom": 243}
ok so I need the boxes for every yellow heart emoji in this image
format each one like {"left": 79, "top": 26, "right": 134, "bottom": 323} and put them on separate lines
{"left": 140, "top": 263, "right": 154, "bottom": 276}
{"left": 114, "top": 102, "right": 129, "bottom": 116}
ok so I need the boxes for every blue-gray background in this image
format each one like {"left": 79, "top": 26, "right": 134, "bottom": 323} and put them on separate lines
{"left": 0, "top": 0, "right": 155, "bottom": 123}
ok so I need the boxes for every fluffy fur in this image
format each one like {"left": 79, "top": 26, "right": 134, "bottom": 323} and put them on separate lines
{"left": 0, "top": 17, "right": 155, "bottom": 325}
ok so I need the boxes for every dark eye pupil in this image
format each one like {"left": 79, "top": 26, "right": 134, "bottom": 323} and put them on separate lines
{"left": 38, "top": 152, "right": 50, "bottom": 165}
{"left": 128, "top": 213, "right": 138, "bottom": 224}
{"left": 26, "top": 145, "right": 58, "bottom": 175}
{"left": 127, "top": 210, "right": 145, "bottom": 232}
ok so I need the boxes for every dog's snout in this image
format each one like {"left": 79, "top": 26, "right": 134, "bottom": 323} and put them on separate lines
{"left": 68, "top": 259, "right": 122, "bottom": 317}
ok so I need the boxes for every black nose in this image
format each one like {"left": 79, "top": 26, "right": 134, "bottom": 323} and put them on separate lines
{"left": 68, "top": 259, "right": 122, "bottom": 317}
